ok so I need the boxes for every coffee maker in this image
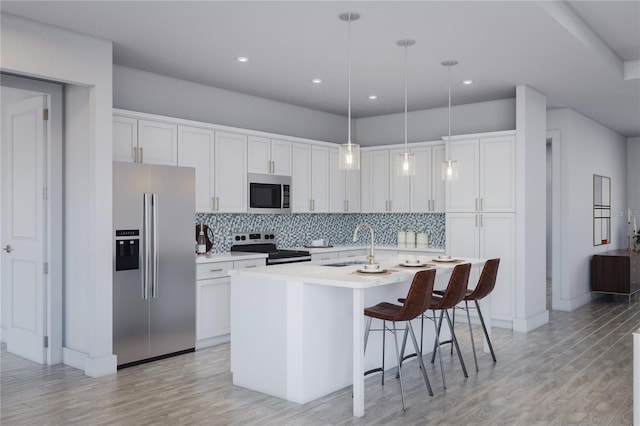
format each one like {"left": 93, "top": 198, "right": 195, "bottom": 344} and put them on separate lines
{"left": 195, "top": 224, "right": 214, "bottom": 253}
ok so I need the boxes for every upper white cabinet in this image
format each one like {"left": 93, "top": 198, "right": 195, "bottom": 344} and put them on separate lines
{"left": 446, "top": 133, "right": 516, "bottom": 213}
{"left": 361, "top": 149, "right": 411, "bottom": 213}
{"left": 178, "top": 127, "right": 247, "bottom": 213}
{"left": 178, "top": 125, "right": 215, "bottom": 212}
{"left": 214, "top": 131, "right": 247, "bottom": 212}
{"left": 411, "top": 145, "right": 446, "bottom": 213}
{"left": 113, "top": 115, "right": 178, "bottom": 165}
{"left": 292, "top": 143, "right": 329, "bottom": 213}
{"left": 247, "top": 136, "right": 292, "bottom": 176}
{"left": 329, "top": 148, "right": 361, "bottom": 213}
{"left": 113, "top": 115, "right": 138, "bottom": 163}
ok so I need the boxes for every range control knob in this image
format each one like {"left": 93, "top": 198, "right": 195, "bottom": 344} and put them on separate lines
{"left": 269, "top": 234, "right": 275, "bottom": 239}
{"left": 241, "top": 235, "right": 246, "bottom": 240}
{"left": 235, "top": 236, "right": 241, "bottom": 241}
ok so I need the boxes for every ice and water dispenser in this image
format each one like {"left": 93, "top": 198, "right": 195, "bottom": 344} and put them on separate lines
{"left": 115, "top": 229, "right": 140, "bottom": 271}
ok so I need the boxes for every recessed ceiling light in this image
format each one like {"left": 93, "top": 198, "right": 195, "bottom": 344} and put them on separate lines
{"left": 462, "top": 79, "right": 474, "bottom": 85}
{"left": 236, "top": 56, "right": 249, "bottom": 63}
{"left": 368, "top": 95, "right": 378, "bottom": 100}
{"left": 311, "top": 78, "right": 322, "bottom": 84}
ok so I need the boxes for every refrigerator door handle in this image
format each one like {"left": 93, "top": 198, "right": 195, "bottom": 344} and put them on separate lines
{"left": 151, "top": 193, "right": 159, "bottom": 298}
{"left": 142, "top": 193, "right": 149, "bottom": 300}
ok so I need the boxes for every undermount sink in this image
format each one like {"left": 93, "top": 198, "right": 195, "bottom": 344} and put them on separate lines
{"left": 323, "top": 260, "right": 371, "bottom": 267}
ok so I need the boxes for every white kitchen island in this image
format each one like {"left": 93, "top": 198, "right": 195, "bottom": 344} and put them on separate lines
{"left": 229, "top": 255, "right": 486, "bottom": 417}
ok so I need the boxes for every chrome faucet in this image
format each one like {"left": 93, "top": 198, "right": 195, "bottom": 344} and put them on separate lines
{"left": 353, "top": 223, "right": 375, "bottom": 264}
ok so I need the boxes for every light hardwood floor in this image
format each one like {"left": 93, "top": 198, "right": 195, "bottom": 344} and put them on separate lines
{"left": 2, "top": 295, "right": 637, "bottom": 425}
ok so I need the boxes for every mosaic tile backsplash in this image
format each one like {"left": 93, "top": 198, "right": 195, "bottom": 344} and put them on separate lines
{"left": 195, "top": 213, "right": 445, "bottom": 253}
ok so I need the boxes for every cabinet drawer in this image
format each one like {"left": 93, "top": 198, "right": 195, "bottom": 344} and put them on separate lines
{"left": 312, "top": 251, "right": 339, "bottom": 262}
{"left": 197, "top": 261, "right": 234, "bottom": 280}
{"left": 234, "top": 258, "right": 266, "bottom": 270}
{"left": 339, "top": 249, "right": 368, "bottom": 259}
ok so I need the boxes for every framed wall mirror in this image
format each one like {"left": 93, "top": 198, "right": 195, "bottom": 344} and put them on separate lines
{"left": 593, "top": 174, "right": 611, "bottom": 246}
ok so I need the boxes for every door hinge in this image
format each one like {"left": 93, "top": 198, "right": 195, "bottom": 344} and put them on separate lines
{"left": 43, "top": 108, "right": 49, "bottom": 121}
{"left": 43, "top": 336, "right": 49, "bottom": 348}
{"left": 43, "top": 262, "right": 49, "bottom": 274}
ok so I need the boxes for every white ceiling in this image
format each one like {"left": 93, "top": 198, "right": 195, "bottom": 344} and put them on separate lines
{"left": 2, "top": 1, "right": 639, "bottom": 137}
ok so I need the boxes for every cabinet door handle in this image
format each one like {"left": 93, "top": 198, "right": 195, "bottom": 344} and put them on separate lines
{"left": 132, "top": 147, "right": 138, "bottom": 163}
{"left": 139, "top": 147, "right": 143, "bottom": 164}
{"left": 388, "top": 200, "right": 392, "bottom": 211}
{"left": 321, "top": 257, "right": 330, "bottom": 260}
{"left": 480, "top": 198, "right": 484, "bottom": 211}
{"left": 480, "top": 214, "right": 484, "bottom": 227}
{"left": 475, "top": 198, "right": 478, "bottom": 211}
{"left": 209, "top": 268, "right": 223, "bottom": 272}
{"left": 214, "top": 196, "right": 220, "bottom": 211}
{"left": 475, "top": 214, "right": 478, "bottom": 227}
{"left": 244, "top": 265, "right": 257, "bottom": 268}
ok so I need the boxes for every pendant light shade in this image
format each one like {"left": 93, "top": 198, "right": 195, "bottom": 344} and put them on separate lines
{"left": 338, "top": 12, "right": 360, "bottom": 171}
{"left": 441, "top": 60, "right": 459, "bottom": 181}
{"left": 396, "top": 39, "right": 416, "bottom": 176}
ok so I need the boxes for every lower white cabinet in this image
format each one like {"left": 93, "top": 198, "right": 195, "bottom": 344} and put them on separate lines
{"left": 196, "top": 257, "right": 265, "bottom": 349}
{"left": 446, "top": 212, "right": 516, "bottom": 326}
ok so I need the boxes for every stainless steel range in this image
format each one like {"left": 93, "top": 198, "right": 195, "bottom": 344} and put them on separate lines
{"left": 230, "top": 232, "right": 311, "bottom": 265}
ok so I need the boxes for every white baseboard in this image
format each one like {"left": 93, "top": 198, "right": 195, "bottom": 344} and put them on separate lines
{"left": 63, "top": 347, "right": 117, "bottom": 377}
{"left": 552, "top": 292, "right": 593, "bottom": 311}
{"left": 513, "top": 310, "right": 549, "bottom": 333}
{"left": 196, "top": 334, "right": 230, "bottom": 350}
{"left": 62, "top": 347, "right": 87, "bottom": 370}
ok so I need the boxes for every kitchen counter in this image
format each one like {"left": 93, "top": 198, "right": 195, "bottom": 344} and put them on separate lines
{"left": 195, "top": 252, "right": 267, "bottom": 264}
{"left": 229, "top": 254, "right": 487, "bottom": 417}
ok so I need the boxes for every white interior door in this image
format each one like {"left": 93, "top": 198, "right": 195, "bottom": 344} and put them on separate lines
{"left": 2, "top": 95, "right": 47, "bottom": 363}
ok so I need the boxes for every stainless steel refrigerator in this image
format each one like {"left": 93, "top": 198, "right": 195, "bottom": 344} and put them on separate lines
{"left": 113, "top": 162, "right": 196, "bottom": 368}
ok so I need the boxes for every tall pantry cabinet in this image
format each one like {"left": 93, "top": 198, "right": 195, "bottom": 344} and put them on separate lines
{"left": 445, "top": 131, "right": 517, "bottom": 325}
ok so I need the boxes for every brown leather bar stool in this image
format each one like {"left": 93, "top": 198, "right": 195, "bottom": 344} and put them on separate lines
{"left": 441, "top": 258, "right": 500, "bottom": 371}
{"left": 427, "top": 263, "right": 471, "bottom": 389}
{"left": 363, "top": 269, "right": 436, "bottom": 410}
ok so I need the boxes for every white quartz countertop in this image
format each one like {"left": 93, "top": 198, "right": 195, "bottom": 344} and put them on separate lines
{"left": 293, "top": 244, "right": 445, "bottom": 254}
{"left": 230, "top": 254, "right": 484, "bottom": 289}
{"left": 196, "top": 252, "right": 267, "bottom": 264}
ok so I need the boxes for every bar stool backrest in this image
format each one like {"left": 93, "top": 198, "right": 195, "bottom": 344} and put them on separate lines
{"left": 430, "top": 263, "right": 471, "bottom": 310}
{"left": 467, "top": 258, "right": 500, "bottom": 301}
{"left": 394, "top": 269, "right": 436, "bottom": 322}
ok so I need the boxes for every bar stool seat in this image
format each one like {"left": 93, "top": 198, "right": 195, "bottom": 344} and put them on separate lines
{"left": 363, "top": 269, "right": 436, "bottom": 410}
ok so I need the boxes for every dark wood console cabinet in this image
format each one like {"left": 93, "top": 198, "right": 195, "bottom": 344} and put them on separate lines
{"left": 591, "top": 250, "right": 640, "bottom": 302}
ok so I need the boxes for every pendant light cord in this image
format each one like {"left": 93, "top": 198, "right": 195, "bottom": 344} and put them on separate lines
{"left": 448, "top": 62, "right": 452, "bottom": 140}
{"left": 347, "top": 16, "right": 352, "bottom": 146}
{"left": 404, "top": 44, "right": 408, "bottom": 150}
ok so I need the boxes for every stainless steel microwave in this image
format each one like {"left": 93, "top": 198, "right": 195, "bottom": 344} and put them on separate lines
{"left": 248, "top": 173, "right": 291, "bottom": 214}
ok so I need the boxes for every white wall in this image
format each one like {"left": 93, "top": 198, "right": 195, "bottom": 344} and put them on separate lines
{"left": 114, "top": 65, "right": 348, "bottom": 144}
{"left": 628, "top": 137, "right": 640, "bottom": 226}
{"left": 1, "top": 13, "right": 116, "bottom": 376}
{"left": 547, "top": 108, "right": 627, "bottom": 311}
{"left": 514, "top": 85, "right": 549, "bottom": 332}
{"left": 354, "top": 98, "right": 516, "bottom": 145}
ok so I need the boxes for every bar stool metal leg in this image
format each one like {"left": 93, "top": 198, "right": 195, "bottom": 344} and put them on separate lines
{"left": 431, "top": 309, "right": 447, "bottom": 389}
{"left": 465, "top": 300, "right": 479, "bottom": 371}
{"left": 381, "top": 320, "right": 386, "bottom": 385}
{"left": 406, "top": 322, "right": 434, "bottom": 396}
{"left": 390, "top": 321, "right": 407, "bottom": 410}
{"left": 475, "top": 299, "right": 497, "bottom": 362}
{"left": 445, "top": 309, "right": 468, "bottom": 378}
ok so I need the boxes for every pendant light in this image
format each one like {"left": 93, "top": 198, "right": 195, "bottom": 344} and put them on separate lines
{"left": 338, "top": 12, "right": 360, "bottom": 171}
{"left": 396, "top": 39, "right": 416, "bottom": 176}
{"left": 441, "top": 60, "right": 459, "bottom": 180}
